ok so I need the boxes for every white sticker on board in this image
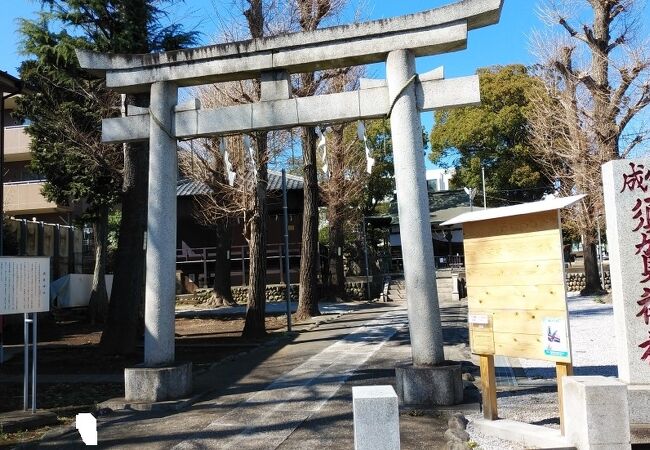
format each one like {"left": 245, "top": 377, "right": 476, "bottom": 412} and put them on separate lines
{"left": 543, "top": 317, "right": 569, "bottom": 358}
{"left": 468, "top": 314, "right": 489, "bottom": 325}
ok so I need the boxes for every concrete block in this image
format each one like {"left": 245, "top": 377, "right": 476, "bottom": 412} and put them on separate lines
{"left": 297, "top": 91, "right": 361, "bottom": 125}
{"left": 260, "top": 70, "right": 291, "bottom": 101}
{"left": 0, "top": 410, "right": 58, "bottom": 433}
{"left": 175, "top": 98, "right": 201, "bottom": 112}
{"left": 562, "top": 376, "right": 630, "bottom": 450}
{"left": 125, "top": 362, "right": 192, "bottom": 402}
{"left": 471, "top": 418, "right": 573, "bottom": 449}
{"left": 252, "top": 98, "right": 298, "bottom": 130}
{"left": 127, "top": 105, "right": 149, "bottom": 116}
{"left": 627, "top": 384, "right": 650, "bottom": 425}
{"left": 359, "top": 87, "right": 389, "bottom": 119}
{"left": 196, "top": 104, "right": 253, "bottom": 136}
{"left": 102, "top": 115, "right": 149, "bottom": 143}
{"left": 417, "top": 76, "right": 481, "bottom": 112}
{"left": 419, "top": 66, "right": 445, "bottom": 82}
{"left": 352, "top": 385, "right": 400, "bottom": 450}
{"left": 395, "top": 363, "right": 463, "bottom": 406}
{"left": 451, "top": 273, "right": 460, "bottom": 302}
{"left": 175, "top": 109, "right": 199, "bottom": 138}
{"left": 360, "top": 78, "right": 386, "bottom": 89}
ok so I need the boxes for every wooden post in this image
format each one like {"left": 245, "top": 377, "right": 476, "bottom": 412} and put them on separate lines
{"left": 556, "top": 362, "right": 573, "bottom": 435}
{"left": 241, "top": 247, "right": 246, "bottom": 286}
{"left": 202, "top": 248, "right": 208, "bottom": 288}
{"left": 479, "top": 354, "right": 498, "bottom": 420}
{"left": 279, "top": 245, "right": 284, "bottom": 284}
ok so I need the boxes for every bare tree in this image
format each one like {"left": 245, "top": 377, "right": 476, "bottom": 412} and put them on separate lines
{"left": 529, "top": 0, "right": 650, "bottom": 294}
{"left": 320, "top": 69, "right": 367, "bottom": 301}
{"left": 291, "top": 0, "right": 350, "bottom": 320}
{"left": 184, "top": 0, "right": 296, "bottom": 336}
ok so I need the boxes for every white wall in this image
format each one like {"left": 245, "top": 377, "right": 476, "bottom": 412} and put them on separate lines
{"left": 425, "top": 168, "right": 455, "bottom": 192}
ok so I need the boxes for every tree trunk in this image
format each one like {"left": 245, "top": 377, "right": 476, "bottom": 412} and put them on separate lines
{"left": 297, "top": 127, "right": 321, "bottom": 320}
{"left": 327, "top": 213, "right": 346, "bottom": 302}
{"left": 327, "top": 126, "right": 347, "bottom": 302}
{"left": 243, "top": 133, "right": 268, "bottom": 338}
{"left": 100, "top": 141, "right": 149, "bottom": 355}
{"left": 581, "top": 233, "right": 605, "bottom": 296}
{"left": 211, "top": 218, "right": 235, "bottom": 306}
{"left": 88, "top": 205, "right": 109, "bottom": 324}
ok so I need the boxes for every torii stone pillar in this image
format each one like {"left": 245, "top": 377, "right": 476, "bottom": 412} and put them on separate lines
{"left": 388, "top": 50, "right": 461, "bottom": 406}
{"left": 387, "top": 50, "right": 444, "bottom": 366}
{"left": 124, "top": 82, "right": 192, "bottom": 402}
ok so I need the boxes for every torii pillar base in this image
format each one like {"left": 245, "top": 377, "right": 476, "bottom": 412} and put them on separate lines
{"left": 124, "top": 362, "right": 192, "bottom": 403}
{"left": 395, "top": 363, "right": 464, "bottom": 407}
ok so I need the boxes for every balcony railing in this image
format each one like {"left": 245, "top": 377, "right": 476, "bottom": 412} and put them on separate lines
{"left": 3, "top": 181, "right": 64, "bottom": 215}
{"left": 3, "top": 126, "right": 31, "bottom": 162}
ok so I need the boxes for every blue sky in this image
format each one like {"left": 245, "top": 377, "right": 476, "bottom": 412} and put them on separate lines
{"left": 1, "top": 1, "right": 541, "bottom": 78}
{"left": 2, "top": 1, "right": 649, "bottom": 167}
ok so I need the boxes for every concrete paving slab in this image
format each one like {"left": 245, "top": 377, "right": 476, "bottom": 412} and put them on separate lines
{"left": 471, "top": 417, "right": 574, "bottom": 449}
{"left": 33, "top": 302, "right": 468, "bottom": 449}
{"left": 0, "top": 410, "right": 58, "bottom": 433}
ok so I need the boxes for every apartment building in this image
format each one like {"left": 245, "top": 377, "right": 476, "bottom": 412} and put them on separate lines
{"left": 2, "top": 72, "right": 75, "bottom": 224}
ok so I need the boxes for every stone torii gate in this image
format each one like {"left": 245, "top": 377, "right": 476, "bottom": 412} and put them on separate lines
{"left": 77, "top": 0, "right": 504, "bottom": 404}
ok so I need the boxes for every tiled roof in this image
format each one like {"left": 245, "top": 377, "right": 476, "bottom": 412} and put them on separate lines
{"left": 177, "top": 179, "right": 212, "bottom": 197}
{"left": 177, "top": 170, "right": 304, "bottom": 197}
{"left": 390, "top": 189, "right": 471, "bottom": 225}
{"left": 0, "top": 70, "right": 22, "bottom": 93}
{"left": 267, "top": 171, "right": 304, "bottom": 191}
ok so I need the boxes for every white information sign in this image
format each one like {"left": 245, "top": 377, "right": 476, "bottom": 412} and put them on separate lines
{"left": 0, "top": 257, "right": 50, "bottom": 315}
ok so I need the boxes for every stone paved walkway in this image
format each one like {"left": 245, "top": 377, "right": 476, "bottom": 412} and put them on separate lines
{"left": 31, "top": 301, "right": 467, "bottom": 449}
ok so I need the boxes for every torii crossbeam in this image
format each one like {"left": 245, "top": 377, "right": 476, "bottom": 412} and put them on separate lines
{"left": 76, "top": 0, "right": 504, "bottom": 405}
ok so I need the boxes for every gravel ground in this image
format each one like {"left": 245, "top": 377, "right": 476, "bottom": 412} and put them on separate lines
{"left": 467, "top": 294, "right": 616, "bottom": 450}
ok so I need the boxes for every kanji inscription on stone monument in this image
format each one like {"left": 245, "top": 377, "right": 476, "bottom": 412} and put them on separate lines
{"left": 603, "top": 159, "right": 650, "bottom": 383}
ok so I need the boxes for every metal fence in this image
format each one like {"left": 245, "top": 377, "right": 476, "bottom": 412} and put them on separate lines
{"left": 2, "top": 218, "right": 88, "bottom": 279}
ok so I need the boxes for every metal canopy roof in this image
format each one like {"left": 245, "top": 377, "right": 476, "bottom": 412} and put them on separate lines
{"left": 440, "top": 195, "right": 586, "bottom": 226}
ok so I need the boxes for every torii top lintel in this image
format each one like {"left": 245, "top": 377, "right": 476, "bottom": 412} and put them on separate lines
{"left": 76, "top": 0, "right": 503, "bottom": 93}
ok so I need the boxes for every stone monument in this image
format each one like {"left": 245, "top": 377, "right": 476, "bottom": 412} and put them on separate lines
{"left": 603, "top": 159, "right": 650, "bottom": 426}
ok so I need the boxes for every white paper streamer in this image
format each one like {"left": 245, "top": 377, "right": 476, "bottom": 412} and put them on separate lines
{"left": 220, "top": 138, "right": 236, "bottom": 186}
{"left": 357, "top": 121, "right": 375, "bottom": 174}
{"left": 316, "top": 127, "right": 329, "bottom": 175}
{"left": 243, "top": 135, "right": 257, "bottom": 181}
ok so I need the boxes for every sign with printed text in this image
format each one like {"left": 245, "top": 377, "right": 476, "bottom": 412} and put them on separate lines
{"left": 0, "top": 257, "right": 50, "bottom": 315}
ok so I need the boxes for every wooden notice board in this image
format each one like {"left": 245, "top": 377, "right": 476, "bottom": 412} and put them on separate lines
{"left": 464, "top": 210, "right": 571, "bottom": 364}
{"left": 441, "top": 195, "right": 584, "bottom": 428}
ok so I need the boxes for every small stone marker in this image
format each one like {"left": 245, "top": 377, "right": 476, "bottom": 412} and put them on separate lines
{"left": 352, "top": 385, "right": 400, "bottom": 450}
{"left": 562, "top": 376, "right": 630, "bottom": 450}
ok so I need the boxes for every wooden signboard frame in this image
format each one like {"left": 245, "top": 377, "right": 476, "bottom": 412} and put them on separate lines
{"left": 442, "top": 195, "right": 584, "bottom": 433}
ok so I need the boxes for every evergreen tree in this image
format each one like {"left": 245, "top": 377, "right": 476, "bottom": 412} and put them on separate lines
{"left": 17, "top": 0, "right": 197, "bottom": 352}
{"left": 429, "top": 65, "right": 552, "bottom": 206}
